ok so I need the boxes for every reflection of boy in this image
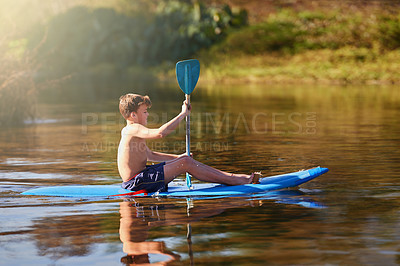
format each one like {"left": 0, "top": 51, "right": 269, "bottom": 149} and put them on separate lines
{"left": 118, "top": 196, "right": 260, "bottom": 264}
{"left": 119, "top": 201, "right": 178, "bottom": 265}
{"left": 117, "top": 93, "right": 260, "bottom": 193}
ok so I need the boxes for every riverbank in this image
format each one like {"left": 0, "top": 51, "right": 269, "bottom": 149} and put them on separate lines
{"left": 163, "top": 48, "right": 400, "bottom": 85}
{"left": 161, "top": 6, "right": 400, "bottom": 85}
{"left": 195, "top": 47, "right": 400, "bottom": 85}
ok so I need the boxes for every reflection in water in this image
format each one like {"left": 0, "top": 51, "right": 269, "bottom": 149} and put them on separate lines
{"left": 32, "top": 215, "right": 103, "bottom": 261}
{"left": 119, "top": 200, "right": 179, "bottom": 265}
{"left": 118, "top": 192, "right": 322, "bottom": 265}
{"left": 118, "top": 197, "right": 255, "bottom": 265}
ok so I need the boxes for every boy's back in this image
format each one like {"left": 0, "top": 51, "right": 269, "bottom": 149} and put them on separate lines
{"left": 118, "top": 124, "right": 148, "bottom": 182}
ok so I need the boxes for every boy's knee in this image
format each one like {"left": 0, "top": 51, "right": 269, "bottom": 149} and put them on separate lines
{"left": 180, "top": 155, "right": 193, "bottom": 165}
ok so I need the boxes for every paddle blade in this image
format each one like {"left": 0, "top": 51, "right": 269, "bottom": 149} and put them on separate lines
{"left": 176, "top": 59, "right": 200, "bottom": 95}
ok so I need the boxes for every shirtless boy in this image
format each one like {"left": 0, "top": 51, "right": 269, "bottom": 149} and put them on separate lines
{"left": 117, "top": 93, "right": 259, "bottom": 192}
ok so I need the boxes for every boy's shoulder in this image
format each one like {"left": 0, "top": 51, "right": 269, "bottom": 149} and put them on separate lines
{"left": 122, "top": 123, "right": 137, "bottom": 133}
{"left": 121, "top": 123, "right": 148, "bottom": 137}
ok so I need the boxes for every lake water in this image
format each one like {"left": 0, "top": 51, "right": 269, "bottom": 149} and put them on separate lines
{"left": 1, "top": 84, "right": 400, "bottom": 265}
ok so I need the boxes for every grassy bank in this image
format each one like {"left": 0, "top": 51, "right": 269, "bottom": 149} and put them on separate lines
{"left": 198, "top": 47, "right": 400, "bottom": 85}
{"left": 192, "top": 8, "right": 400, "bottom": 85}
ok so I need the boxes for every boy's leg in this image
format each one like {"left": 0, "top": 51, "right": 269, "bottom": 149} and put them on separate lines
{"left": 163, "top": 155, "right": 253, "bottom": 186}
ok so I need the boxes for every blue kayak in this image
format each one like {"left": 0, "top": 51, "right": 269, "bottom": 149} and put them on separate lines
{"left": 21, "top": 167, "right": 328, "bottom": 198}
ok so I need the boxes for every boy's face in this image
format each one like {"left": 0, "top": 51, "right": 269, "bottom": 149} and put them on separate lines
{"left": 132, "top": 105, "right": 149, "bottom": 125}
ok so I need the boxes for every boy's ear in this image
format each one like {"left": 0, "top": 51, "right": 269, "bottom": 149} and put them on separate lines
{"left": 129, "top": 112, "right": 136, "bottom": 119}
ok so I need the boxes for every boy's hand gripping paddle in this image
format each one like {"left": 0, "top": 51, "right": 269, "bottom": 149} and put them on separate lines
{"left": 176, "top": 59, "right": 200, "bottom": 190}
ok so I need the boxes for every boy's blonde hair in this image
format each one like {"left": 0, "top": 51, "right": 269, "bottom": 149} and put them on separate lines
{"left": 119, "top": 93, "right": 152, "bottom": 119}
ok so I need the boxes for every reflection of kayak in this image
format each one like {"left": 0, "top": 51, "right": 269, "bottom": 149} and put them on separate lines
{"left": 21, "top": 167, "right": 328, "bottom": 198}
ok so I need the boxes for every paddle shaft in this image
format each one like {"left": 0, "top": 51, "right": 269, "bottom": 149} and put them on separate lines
{"left": 185, "top": 94, "right": 190, "bottom": 155}
{"left": 185, "top": 94, "right": 193, "bottom": 188}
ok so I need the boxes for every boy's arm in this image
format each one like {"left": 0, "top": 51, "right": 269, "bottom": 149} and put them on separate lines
{"left": 146, "top": 147, "right": 183, "bottom": 162}
{"left": 124, "top": 101, "right": 190, "bottom": 139}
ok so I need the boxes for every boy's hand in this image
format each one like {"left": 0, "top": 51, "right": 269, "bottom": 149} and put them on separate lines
{"left": 181, "top": 100, "right": 191, "bottom": 116}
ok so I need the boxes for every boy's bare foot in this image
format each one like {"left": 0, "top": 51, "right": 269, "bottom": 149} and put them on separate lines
{"left": 251, "top": 172, "right": 262, "bottom": 184}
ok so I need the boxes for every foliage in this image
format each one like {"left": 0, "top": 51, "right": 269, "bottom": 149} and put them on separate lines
{"left": 219, "top": 21, "right": 302, "bottom": 55}
{"left": 209, "top": 9, "right": 400, "bottom": 55}
{"left": 29, "top": 1, "right": 247, "bottom": 84}
{"left": 0, "top": 40, "right": 37, "bottom": 126}
{"left": 378, "top": 14, "right": 400, "bottom": 49}
{"left": 3, "top": 0, "right": 244, "bottom": 125}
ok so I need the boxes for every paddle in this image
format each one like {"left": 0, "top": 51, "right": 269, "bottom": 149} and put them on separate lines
{"left": 176, "top": 59, "right": 200, "bottom": 190}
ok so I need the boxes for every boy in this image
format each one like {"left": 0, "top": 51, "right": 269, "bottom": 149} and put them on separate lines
{"left": 117, "top": 93, "right": 259, "bottom": 193}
